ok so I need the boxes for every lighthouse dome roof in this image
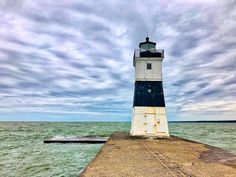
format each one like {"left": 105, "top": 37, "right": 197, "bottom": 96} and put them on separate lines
{"left": 139, "top": 37, "right": 156, "bottom": 50}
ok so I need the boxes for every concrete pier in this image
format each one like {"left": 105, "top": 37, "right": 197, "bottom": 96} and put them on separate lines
{"left": 80, "top": 132, "right": 236, "bottom": 177}
{"left": 44, "top": 137, "right": 107, "bottom": 144}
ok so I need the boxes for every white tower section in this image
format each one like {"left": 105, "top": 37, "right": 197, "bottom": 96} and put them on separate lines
{"left": 130, "top": 37, "right": 169, "bottom": 138}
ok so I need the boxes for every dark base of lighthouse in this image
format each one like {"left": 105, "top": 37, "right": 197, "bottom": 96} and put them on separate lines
{"left": 133, "top": 81, "right": 165, "bottom": 107}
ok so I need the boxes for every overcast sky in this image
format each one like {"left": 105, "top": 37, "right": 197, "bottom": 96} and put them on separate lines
{"left": 0, "top": 0, "right": 235, "bottom": 121}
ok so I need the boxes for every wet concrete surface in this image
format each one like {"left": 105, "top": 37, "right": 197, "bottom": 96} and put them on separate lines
{"left": 80, "top": 132, "right": 236, "bottom": 177}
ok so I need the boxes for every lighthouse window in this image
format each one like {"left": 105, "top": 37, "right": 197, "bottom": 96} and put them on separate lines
{"left": 147, "top": 63, "right": 152, "bottom": 70}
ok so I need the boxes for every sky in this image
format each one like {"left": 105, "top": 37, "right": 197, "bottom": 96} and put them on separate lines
{"left": 0, "top": 0, "right": 235, "bottom": 121}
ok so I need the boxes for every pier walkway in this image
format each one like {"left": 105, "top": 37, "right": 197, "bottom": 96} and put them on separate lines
{"left": 80, "top": 132, "right": 236, "bottom": 177}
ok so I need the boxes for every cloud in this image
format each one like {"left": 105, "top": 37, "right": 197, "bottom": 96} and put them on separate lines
{"left": 0, "top": 0, "right": 235, "bottom": 121}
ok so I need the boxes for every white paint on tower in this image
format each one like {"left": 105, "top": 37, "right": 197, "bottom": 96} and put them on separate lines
{"left": 130, "top": 37, "right": 169, "bottom": 138}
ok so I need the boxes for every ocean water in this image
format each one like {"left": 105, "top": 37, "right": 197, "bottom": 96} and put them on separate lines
{"left": 0, "top": 122, "right": 235, "bottom": 177}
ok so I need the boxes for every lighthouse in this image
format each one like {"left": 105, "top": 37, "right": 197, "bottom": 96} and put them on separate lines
{"left": 130, "top": 37, "right": 169, "bottom": 138}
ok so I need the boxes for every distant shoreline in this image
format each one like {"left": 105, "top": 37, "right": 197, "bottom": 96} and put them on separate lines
{"left": 0, "top": 120, "right": 235, "bottom": 123}
{"left": 169, "top": 120, "right": 236, "bottom": 123}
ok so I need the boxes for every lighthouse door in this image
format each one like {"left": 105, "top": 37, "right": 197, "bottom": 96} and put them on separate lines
{"left": 146, "top": 114, "right": 155, "bottom": 135}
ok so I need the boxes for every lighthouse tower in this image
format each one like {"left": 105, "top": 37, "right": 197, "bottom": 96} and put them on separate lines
{"left": 130, "top": 37, "right": 169, "bottom": 138}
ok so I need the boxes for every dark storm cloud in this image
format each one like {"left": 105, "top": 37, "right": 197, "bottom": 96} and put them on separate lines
{"left": 0, "top": 0, "right": 235, "bottom": 120}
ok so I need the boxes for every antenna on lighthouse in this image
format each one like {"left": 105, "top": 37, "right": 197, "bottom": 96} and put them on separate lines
{"left": 146, "top": 32, "right": 149, "bottom": 41}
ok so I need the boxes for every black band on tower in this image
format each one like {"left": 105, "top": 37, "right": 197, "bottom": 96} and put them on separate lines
{"left": 133, "top": 81, "right": 165, "bottom": 107}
